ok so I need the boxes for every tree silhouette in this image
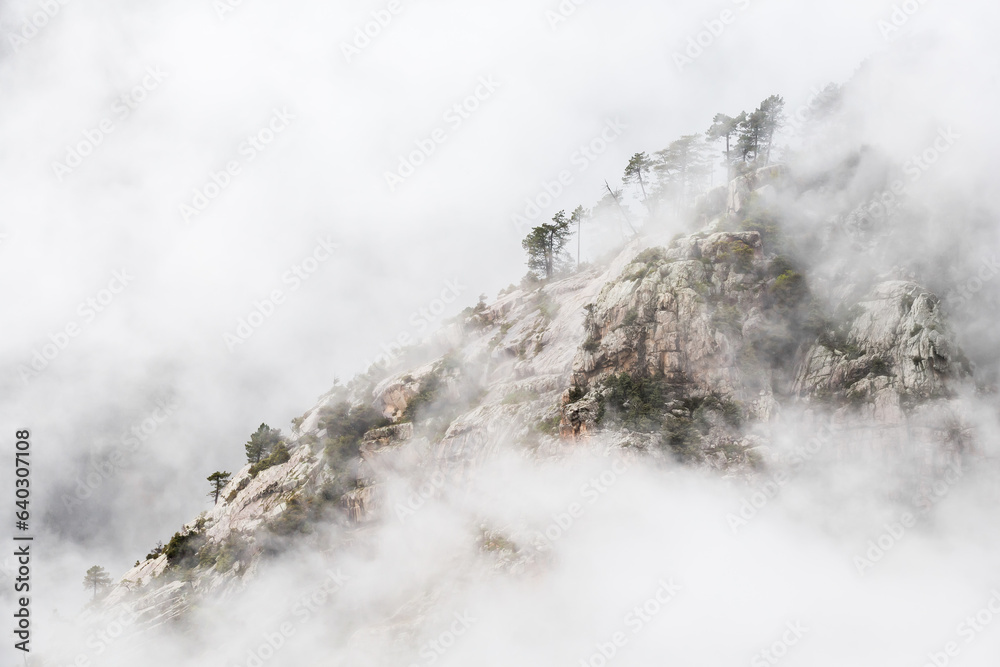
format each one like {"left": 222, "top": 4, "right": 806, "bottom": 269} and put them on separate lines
{"left": 737, "top": 95, "right": 785, "bottom": 165}
{"left": 207, "top": 471, "right": 232, "bottom": 504}
{"left": 623, "top": 152, "right": 653, "bottom": 201}
{"left": 83, "top": 565, "right": 112, "bottom": 601}
{"left": 654, "top": 134, "right": 711, "bottom": 206}
{"left": 706, "top": 112, "right": 744, "bottom": 179}
{"left": 570, "top": 205, "right": 587, "bottom": 268}
{"left": 522, "top": 212, "right": 573, "bottom": 280}
{"left": 244, "top": 424, "right": 283, "bottom": 464}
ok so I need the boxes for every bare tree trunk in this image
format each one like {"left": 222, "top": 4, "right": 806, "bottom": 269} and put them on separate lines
{"left": 604, "top": 181, "right": 637, "bottom": 237}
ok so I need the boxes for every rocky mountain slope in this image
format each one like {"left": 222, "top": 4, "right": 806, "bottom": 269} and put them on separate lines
{"left": 69, "top": 158, "right": 984, "bottom": 655}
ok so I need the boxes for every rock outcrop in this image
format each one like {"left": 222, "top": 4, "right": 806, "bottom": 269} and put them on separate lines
{"left": 81, "top": 161, "right": 982, "bottom": 644}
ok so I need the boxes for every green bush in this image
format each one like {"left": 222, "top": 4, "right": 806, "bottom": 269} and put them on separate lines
{"left": 401, "top": 373, "right": 442, "bottom": 423}
{"left": 213, "top": 534, "right": 252, "bottom": 573}
{"left": 144, "top": 542, "right": 164, "bottom": 561}
{"left": 318, "top": 401, "right": 389, "bottom": 469}
{"left": 716, "top": 239, "right": 755, "bottom": 273}
{"left": 502, "top": 389, "right": 539, "bottom": 405}
{"left": 249, "top": 443, "right": 291, "bottom": 478}
{"left": 601, "top": 373, "right": 667, "bottom": 433}
{"left": 266, "top": 496, "right": 310, "bottom": 537}
{"left": 225, "top": 476, "right": 251, "bottom": 503}
{"left": 772, "top": 270, "right": 807, "bottom": 306}
{"left": 164, "top": 528, "right": 206, "bottom": 569}
{"left": 536, "top": 414, "right": 562, "bottom": 435}
{"left": 632, "top": 248, "right": 666, "bottom": 265}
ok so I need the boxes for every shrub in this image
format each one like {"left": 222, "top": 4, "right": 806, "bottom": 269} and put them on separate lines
{"left": 716, "top": 240, "right": 755, "bottom": 273}
{"left": 772, "top": 270, "right": 807, "bottom": 306}
{"left": 164, "top": 529, "right": 205, "bottom": 569}
{"left": 601, "top": 373, "right": 667, "bottom": 433}
{"left": 266, "top": 496, "right": 310, "bottom": 537}
{"left": 145, "top": 542, "right": 165, "bottom": 561}
{"left": 662, "top": 414, "right": 701, "bottom": 462}
{"left": 249, "top": 443, "right": 291, "bottom": 478}
{"left": 632, "top": 248, "right": 666, "bottom": 265}
{"left": 502, "top": 389, "right": 539, "bottom": 405}
{"left": 226, "top": 477, "right": 251, "bottom": 503}
{"left": 244, "top": 424, "right": 284, "bottom": 466}
{"left": 536, "top": 414, "right": 562, "bottom": 435}
{"left": 401, "top": 373, "right": 443, "bottom": 424}
{"left": 318, "top": 401, "right": 389, "bottom": 469}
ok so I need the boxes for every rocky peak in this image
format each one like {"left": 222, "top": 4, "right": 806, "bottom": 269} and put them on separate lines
{"left": 75, "top": 163, "right": 981, "bottom": 653}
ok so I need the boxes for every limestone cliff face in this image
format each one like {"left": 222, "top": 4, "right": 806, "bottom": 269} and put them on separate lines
{"left": 86, "top": 167, "right": 979, "bottom": 638}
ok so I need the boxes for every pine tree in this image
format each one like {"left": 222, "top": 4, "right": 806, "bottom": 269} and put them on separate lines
{"left": 623, "top": 152, "right": 653, "bottom": 201}
{"left": 83, "top": 565, "right": 112, "bottom": 601}
{"left": 654, "top": 134, "right": 711, "bottom": 205}
{"left": 521, "top": 212, "right": 573, "bottom": 280}
{"left": 207, "top": 471, "right": 232, "bottom": 504}
{"left": 706, "top": 112, "right": 745, "bottom": 179}
{"left": 245, "top": 423, "right": 283, "bottom": 464}
{"left": 757, "top": 95, "right": 785, "bottom": 164}
{"left": 737, "top": 95, "right": 785, "bottom": 165}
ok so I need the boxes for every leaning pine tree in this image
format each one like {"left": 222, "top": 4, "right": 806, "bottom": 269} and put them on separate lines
{"left": 207, "top": 471, "right": 232, "bottom": 504}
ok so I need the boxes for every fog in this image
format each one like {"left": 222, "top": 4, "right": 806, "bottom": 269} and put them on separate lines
{"left": 0, "top": 0, "right": 998, "bottom": 663}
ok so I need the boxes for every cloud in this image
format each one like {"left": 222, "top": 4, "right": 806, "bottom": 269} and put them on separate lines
{"left": 0, "top": 0, "right": 998, "bottom": 662}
